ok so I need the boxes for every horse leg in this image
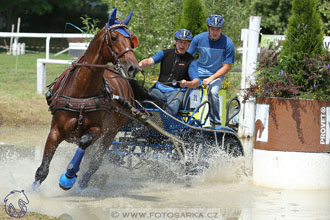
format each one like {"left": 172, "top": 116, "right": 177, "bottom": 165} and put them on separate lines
{"left": 78, "top": 131, "right": 115, "bottom": 189}
{"left": 33, "top": 127, "right": 63, "bottom": 190}
{"left": 59, "top": 127, "right": 101, "bottom": 190}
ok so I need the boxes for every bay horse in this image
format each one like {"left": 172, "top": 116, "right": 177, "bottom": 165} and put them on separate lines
{"left": 33, "top": 8, "right": 141, "bottom": 191}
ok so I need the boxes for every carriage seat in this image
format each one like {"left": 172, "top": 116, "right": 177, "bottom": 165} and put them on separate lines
{"left": 180, "top": 88, "right": 201, "bottom": 111}
{"left": 177, "top": 87, "right": 210, "bottom": 127}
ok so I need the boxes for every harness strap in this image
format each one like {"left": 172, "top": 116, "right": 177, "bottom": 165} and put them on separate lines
{"left": 116, "top": 48, "right": 133, "bottom": 59}
{"left": 73, "top": 62, "right": 113, "bottom": 69}
{"left": 49, "top": 95, "right": 113, "bottom": 115}
{"left": 111, "top": 95, "right": 149, "bottom": 121}
{"left": 72, "top": 62, "right": 121, "bottom": 74}
{"left": 78, "top": 105, "right": 84, "bottom": 125}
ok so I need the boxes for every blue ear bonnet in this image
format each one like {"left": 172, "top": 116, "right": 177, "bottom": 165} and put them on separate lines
{"left": 113, "top": 27, "right": 131, "bottom": 37}
{"left": 107, "top": 8, "right": 133, "bottom": 37}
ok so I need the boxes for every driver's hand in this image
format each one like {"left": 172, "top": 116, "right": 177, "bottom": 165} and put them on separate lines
{"left": 138, "top": 62, "right": 143, "bottom": 71}
{"left": 202, "top": 78, "right": 212, "bottom": 85}
{"left": 180, "top": 80, "right": 187, "bottom": 88}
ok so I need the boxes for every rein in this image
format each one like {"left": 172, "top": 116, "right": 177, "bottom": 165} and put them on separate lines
{"left": 154, "top": 80, "right": 183, "bottom": 105}
{"left": 70, "top": 23, "right": 137, "bottom": 80}
{"left": 72, "top": 62, "right": 122, "bottom": 75}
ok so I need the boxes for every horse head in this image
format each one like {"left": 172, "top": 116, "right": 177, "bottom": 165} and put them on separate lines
{"left": 103, "top": 8, "right": 140, "bottom": 78}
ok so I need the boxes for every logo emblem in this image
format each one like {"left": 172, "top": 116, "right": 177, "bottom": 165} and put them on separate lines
{"left": 4, "top": 190, "right": 29, "bottom": 218}
{"left": 320, "top": 107, "right": 330, "bottom": 145}
{"left": 255, "top": 104, "right": 269, "bottom": 142}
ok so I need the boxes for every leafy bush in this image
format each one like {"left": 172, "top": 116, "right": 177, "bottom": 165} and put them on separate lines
{"left": 281, "top": 0, "right": 324, "bottom": 58}
{"left": 80, "top": 15, "right": 100, "bottom": 36}
{"left": 243, "top": 47, "right": 330, "bottom": 101}
{"left": 244, "top": 0, "right": 329, "bottom": 102}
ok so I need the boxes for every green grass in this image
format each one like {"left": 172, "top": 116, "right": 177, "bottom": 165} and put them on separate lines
{"left": 0, "top": 52, "right": 74, "bottom": 126}
{"left": 0, "top": 204, "right": 58, "bottom": 219}
{"left": 0, "top": 52, "right": 242, "bottom": 100}
{"left": 226, "top": 71, "right": 241, "bottom": 100}
{"left": 0, "top": 52, "right": 72, "bottom": 99}
{"left": 0, "top": 52, "right": 242, "bottom": 126}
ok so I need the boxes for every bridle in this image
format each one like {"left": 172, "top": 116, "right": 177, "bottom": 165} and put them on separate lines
{"left": 103, "top": 23, "right": 134, "bottom": 63}
{"left": 73, "top": 23, "right": 137, "bottom": 79}
{"left": 101, "top": 23, "right": 137, "bottom": 78}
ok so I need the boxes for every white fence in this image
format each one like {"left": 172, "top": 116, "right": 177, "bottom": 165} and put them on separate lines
{"left": 36, "top": 59, "right": 74, "bottom": 94}
{"left": 0, "top": 32, "right": 93, "bottom": 94}
{"left": 0, "top": 32, "right": 93, "bottom": 59}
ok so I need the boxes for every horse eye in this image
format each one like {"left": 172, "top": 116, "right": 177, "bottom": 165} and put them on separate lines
{"left": 111, "top": 36, "right": 117, "bottom": 41}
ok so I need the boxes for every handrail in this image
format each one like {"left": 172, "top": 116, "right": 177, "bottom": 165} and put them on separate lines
{"left": 225, "top": 96, "right": 241, "bottom": 126}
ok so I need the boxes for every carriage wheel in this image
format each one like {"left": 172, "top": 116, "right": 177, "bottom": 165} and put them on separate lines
{"left": 107, "top": 145, "right": 150, "bottom": 170}
{"left": 184, "top": 142, "right": 209, "bottom": 175}
{"left": 223, "top": 135, "right": 244, "bottom": 157}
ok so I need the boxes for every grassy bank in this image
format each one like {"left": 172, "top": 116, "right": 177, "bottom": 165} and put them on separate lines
{"left": 0, "top": 52, "right": 70, "bottom": 127}
{"left": 0, "top": 204, "right": 58, "bottom": 219}
{"left": 0, "top": 52, "right": 242, "bottom": 127}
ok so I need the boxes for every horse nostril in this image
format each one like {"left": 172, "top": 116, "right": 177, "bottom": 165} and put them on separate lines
{"left": 128, "top": 65, "right": 135, "bottom": 76}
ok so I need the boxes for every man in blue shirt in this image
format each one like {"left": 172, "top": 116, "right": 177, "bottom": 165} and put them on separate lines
{"left": 139, "top": 29, "right": 200, "bottom": 116}
{"left": 188, "top": 14, "right": 235, "bottom": 127}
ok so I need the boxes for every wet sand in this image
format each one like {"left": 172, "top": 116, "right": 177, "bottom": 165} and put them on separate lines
{"left": 0, "top": 126, "right": 329, "bottom": 220}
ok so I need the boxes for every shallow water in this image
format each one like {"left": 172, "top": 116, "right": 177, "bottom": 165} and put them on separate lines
{"left": 0, "top": 126, "right": 329, "bottom": 220}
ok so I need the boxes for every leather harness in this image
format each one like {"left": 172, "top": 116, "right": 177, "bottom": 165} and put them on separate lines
{"left": 47, "top": 64, "right": 114, "bottom": 116}
{"left": 45, "top": 23, "right": 149, "bottom": 126}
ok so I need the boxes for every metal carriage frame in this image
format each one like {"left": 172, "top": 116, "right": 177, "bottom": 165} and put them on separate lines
{"left": 108, "top": 87, "right": 244, "bottom": 174}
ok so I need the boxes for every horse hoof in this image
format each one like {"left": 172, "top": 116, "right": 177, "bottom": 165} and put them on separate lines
{"left": 59, "top": 173, "right": 76, "bottom": 190}
{"left": 32, "top": 181, "right": 41, "bottom": 192}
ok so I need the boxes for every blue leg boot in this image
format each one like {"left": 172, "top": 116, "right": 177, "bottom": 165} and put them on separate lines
{"left": 59, "top": 148, "right": 85, "bottom": 190}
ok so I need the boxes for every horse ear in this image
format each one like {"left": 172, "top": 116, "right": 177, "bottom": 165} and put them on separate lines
{"left": 122, "top": 10, "right": 133, "bottom": 25}
{"left": 107, "top": 8, "right": 117, "bottom": 27}
{"left": 132, "top": 35, "right": 139, "bottom": 48}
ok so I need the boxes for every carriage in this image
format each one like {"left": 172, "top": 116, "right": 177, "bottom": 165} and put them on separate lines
{"left": 33, "top": 7, "right": 244, "bottom": 191}
{"left": 108, "top": 87, "right": 244, "bottom": 175}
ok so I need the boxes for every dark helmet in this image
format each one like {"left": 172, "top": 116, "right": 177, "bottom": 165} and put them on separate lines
{"left": 207, "top": 14, "right": 225, "bottom": 27}
{"left": 174, "top": 29, "right": 193, "bottom": 41}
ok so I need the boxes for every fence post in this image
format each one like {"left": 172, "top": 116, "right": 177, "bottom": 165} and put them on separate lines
{"left": 238, "top": 16, "right": 261, "bottom": 157}
{"left": 37, "top": 59, "right": 46, "bottom": 94}
{"left": 46, "top": 36, "right": 50, "bottom": 59}
{"left": 9, "top": 24, "right": 14, "bottom": 55}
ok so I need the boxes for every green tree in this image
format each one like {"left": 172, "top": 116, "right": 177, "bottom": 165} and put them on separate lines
{"left": 102, "top": 0, "right": 182, "bottom": 81}
{"left": 319, "top": 0, "right": 330, "bottom": 35}
{"left": 176, "top": 0, "right": 207, "bottom": 36}
{"left": 202, "top": 0, "right": 253, "bottom": 53}
{"left": 279, "top": 0, "right": 326, "bottom": 98}
{"left": 0, "top": 0, "right": 52, "bottom": 31}
{"left": 251, "top": 0, "right": 291, "bottom": 34}
{"left": 281, "top": 0, "right": 324, "bottom": 58}
{"left": 251, "top": 0, "right": 329, "bottom": 35}
{"left": 0, "top": 0, "right": 108, "bottom": 33}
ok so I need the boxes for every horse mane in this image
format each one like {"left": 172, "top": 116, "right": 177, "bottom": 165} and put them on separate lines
{"left": 84, "top": 27, "right": 105, "bottom": 55}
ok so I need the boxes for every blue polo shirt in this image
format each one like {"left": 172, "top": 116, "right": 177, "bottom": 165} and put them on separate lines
{"left": 187, "top": 32, "right": 234, "bottom": 79}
